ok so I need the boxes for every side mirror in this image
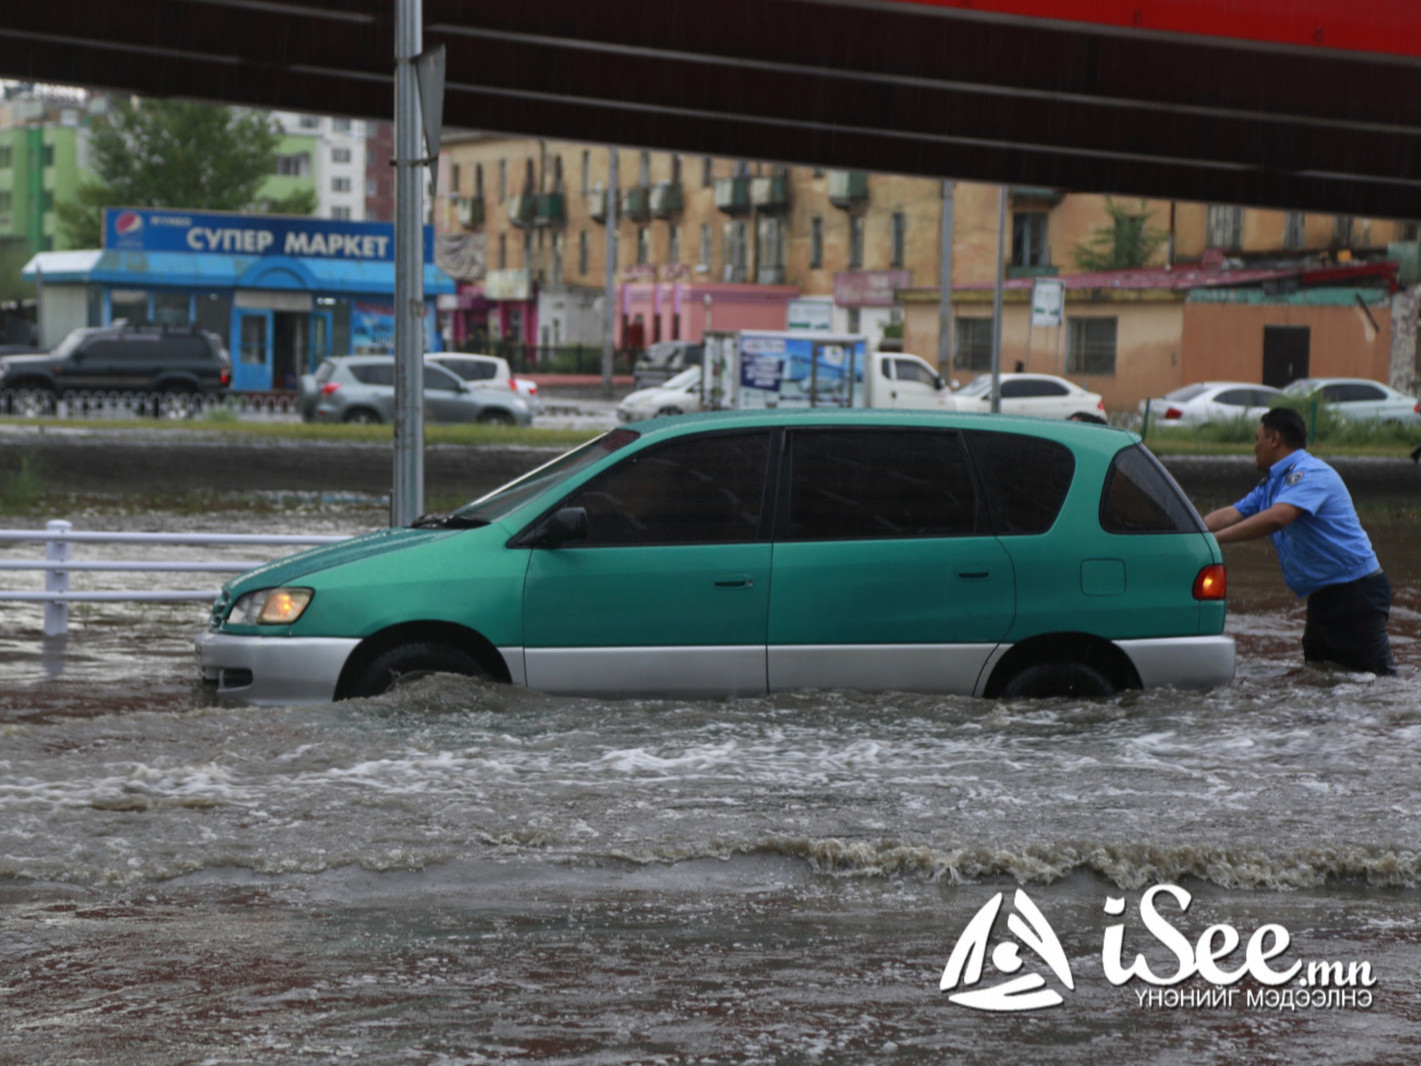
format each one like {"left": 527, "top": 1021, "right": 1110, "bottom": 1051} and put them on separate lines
{"left": 934, "top": 375, "right": 946, "bottom": 390}
{"left": 537, "top": 506, "right": 588, "bottom": 548}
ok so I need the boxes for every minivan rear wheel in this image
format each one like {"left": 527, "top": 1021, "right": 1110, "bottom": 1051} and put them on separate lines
{"left": 999, "top": 661, "right": 1115, "bottom": 698}
{"left": 347, "top": 641, "right": 488, "bottom": 697}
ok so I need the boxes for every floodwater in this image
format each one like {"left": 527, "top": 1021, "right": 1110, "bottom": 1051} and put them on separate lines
{"left": 3, "top": 508, "right": 1421, "bottom": 1065}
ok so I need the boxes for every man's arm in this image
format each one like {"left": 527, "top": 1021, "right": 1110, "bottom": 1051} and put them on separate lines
{"left": 1207, "top": 502, "right": 1304, "bottom": 544}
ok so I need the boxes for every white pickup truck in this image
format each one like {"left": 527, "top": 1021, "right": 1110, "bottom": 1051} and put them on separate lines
{"left": 701, "top": 330, "right": 951, "bottom": 411}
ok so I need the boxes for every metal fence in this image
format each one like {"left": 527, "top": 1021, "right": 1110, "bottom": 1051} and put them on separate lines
{"left": 0, "top": 388, "right": 302, "bottom": 420}
{"left": 0, "top": 520, "right": 343, "bottom": 636}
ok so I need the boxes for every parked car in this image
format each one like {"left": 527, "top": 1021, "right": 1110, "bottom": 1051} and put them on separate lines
{"left": 1139, "top": 381, "right": 1281, "bottom": 427}
{"left": 428, "top": 352, "right": 541, "bottom": 414}
{"left": 0, "top": 324, "right": 231, "bottom": 415}
{"left": 298, "top": 355, "right": 532, "bottom": 426}
{"left": 948, "top": 373, "right": 1105, "bottom": 420}
{"left": 632, "top": 341, "right": 705, "bottom": 389}
{"left": 617, "top": 366, "right": 703, "bottom": 421}
{"left": 1280, "top": 377, "right": 1421, "bottom": 424}
{"left": 196, "top": 410, "right": 1234, "bottom": 706}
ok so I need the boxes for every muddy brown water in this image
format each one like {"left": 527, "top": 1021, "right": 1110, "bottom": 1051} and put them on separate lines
{"left": 3, "top": 436, "right": 1421, "bottom": 1064}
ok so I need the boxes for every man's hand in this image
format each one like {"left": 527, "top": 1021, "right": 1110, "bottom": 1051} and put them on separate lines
{"left": 1205, "top": 502, "right": 1304, "bottom": 544}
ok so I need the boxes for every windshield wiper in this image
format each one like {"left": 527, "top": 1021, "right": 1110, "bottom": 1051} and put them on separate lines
{"left": 410, "top": 512, "right": 488, "bottom": 530}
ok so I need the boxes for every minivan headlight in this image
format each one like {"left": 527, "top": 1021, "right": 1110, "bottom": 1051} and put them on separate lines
{"left": 229, "top": 587, "right": 314, "bottom": 626}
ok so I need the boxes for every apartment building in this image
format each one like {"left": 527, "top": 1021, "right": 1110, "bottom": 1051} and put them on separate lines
{"left": 0, "top": 87, "right": 104, "bottom": 255}
{"left": 436, "top": 135, "right": 1417, "bottom": 405}
{"left": 265, "top": 112, "right": 368, "bottom": 221}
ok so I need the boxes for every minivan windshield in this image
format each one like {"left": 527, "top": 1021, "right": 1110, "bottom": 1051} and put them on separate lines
{"left": 446, "top": 428, "right": 641, "bottom": 525}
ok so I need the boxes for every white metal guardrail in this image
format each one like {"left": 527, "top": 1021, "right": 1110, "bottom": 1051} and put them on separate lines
{"left": 0, "top": 520, "right": 343, "bottom": 636}
{"left": 0, "top": 388, "right": 302, "bottom": 420}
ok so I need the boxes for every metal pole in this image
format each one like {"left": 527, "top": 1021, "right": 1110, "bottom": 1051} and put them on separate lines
{"left": 43, "top": 519, "right": 71, "bottom": 637}
{"left": 391, "top": 0, "right": 425, "bottom": 527}
{"left": 990, "top": 185, "right": 1007, "bottom": 413}
{"left": 601, "top": 148, "right": 619, "bottom": 399}
{"left": 937, "top": 180, "right": 955, "bottom": 375}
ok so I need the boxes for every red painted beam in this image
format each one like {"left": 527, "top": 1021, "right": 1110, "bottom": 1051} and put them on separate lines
{"left": 878, "top": 0, "right": 1421, "bottom": 59}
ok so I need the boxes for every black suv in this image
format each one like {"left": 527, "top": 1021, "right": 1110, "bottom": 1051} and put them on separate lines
{"left": 0, "top": 324, "right": 231, "bottom": 414}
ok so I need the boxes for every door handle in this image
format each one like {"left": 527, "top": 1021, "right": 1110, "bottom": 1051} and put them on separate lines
{"left": 713, "top": 573, "right": 754, "bottom": 589}
{"left": 956, "top": 567, "right": 991, "bottom": 580}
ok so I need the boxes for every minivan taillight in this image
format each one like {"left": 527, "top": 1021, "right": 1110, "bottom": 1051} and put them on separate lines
{"left": 1193, "top": 564, "right": 1227, "bottom": 601}
{"left": 321, "top": 382, "right": 341, "bottom": 396}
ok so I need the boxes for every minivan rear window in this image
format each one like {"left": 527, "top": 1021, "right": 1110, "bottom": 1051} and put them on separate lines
{"left": 963, "top": 430, "right": 1074, "bottom": 535}
{"left": 1099, "top": 444, "right": 1204, "bottom": 534}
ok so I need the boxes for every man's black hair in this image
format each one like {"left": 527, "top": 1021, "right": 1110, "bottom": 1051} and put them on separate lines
{"left": 1261, "top": 407, "right": 1308, "bottom": 450}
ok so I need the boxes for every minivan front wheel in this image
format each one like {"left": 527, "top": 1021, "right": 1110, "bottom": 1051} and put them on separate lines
{"left": 999, "top": 661, "right": 1115, "bottom": 699}
{"left": 347, "top": 641, "right": 488, "bottom": 698}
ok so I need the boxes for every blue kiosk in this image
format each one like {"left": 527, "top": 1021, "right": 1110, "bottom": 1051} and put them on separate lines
{"left": 24, "top": 207, "right": 454, "bottom": 392}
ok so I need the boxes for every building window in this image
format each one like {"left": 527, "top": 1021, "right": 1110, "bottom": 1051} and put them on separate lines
{"left": 332, "top": 146, "right": 352, "bottom": 164}
{"left": 847, "top": 307, "right": 861, "bottom": 332}
{"left": 671, "top": 155, "right": 682, "bottom": 184}
{"left": 0, "top": 146, "right": 11, "bottom": 167}
{"left": 450, "top": 164, "right": 461, "bottom": 195}
{"left": 365, "top": 178, "right": 377, "bottom": 197}
{"left": 1403, "top": 222, "right": 1421, "bottom": 242}
{"left": 475, "top": 164, "right": 484, "bottom": 198}
{"left": 703, "top": 156, "right": 714, "bottom": 187}
{"left": 669, "top": 224, "right": 681, "bottom": 264}
{"left": 331, "top": 206, "right": 352, "bottom": 220}
{"left": 299, "top": 114, "right": 320, "bottom": 129}
{"left": 638, "top": 151, "right": 652, "bottom": 187}
{"left": 1206, "top": 205, "right": 1243, "bottom": 249}
{"left": 332, "top": 176, "right": 351, "bottom": 193}
{"left": 954, "top": 317, "right": 993, "bottom": 371}
{"left": 699, "top": 223, "right": 712, "bottom": 269}
{"left": 0, "top": 191, "right": 11, "bottom": 212}
{"left": 499, "top": 233, "right": 507, "bottom": 269}
{"left": 848, "top": 215, "right": 865, "bottom": 270}
{"left": 579, "top": 230, "right": 589, "bottom": 275}
{"left": 811, "top": 216, "right": 824, "bottom": 269}
{"left": 758, "top": 216, "right": 785, "bottom": 280}
{"left": 723, "top": 220, "right": 748, "bottom": 282}
{"left": 275, "top": 153, "right": 309, "bottom": 177}
{"left": 1067, "top": 317, "right": 1118, "bottom": 376}
{"left": 552, "top": 232, "right": 564, "bottom": 283}
{"left": 41, "top": 144, "right": 54, "bottom": 167}
{"left": 1284, "top": 211, "right": 1306, "bottom": 250}
{"left": 581, "top": 149, "right": 590, "bottom": 196}
{"left": 637, "top": 226, "right": 650, "bottom": 265}
{"left": 1011, "top": 211, "right": 1048, "bottom": 267}
{"left": 891, "top": 211, "right": 906, "bottom": 269}
{"left": 1333, "top": 215, "right": 1355, "bottom": 247}
{"left": 498, "top": 159, "right": 507, "bottom": 201}
{"left": 332, "top": 118, "right": 352, "bottom": 133}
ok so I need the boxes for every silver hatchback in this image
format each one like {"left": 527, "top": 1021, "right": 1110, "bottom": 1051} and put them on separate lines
{"left": 300, "top": 355, "right": 533, "bottom": 426}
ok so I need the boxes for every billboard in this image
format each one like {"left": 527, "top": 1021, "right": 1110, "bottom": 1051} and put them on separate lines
{"left": 103, "top": 207, "right": 434, "bottom": 263}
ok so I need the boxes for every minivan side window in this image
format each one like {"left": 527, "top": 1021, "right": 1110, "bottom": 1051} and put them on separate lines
{"left": 963, "top": 430, "right": 1074, "bottom": 535}
{"left": 1099, "top": 444, "right": 1205, "bottom": 534}
{"left": 562, "top": 431, "right": 771, "bottom": 546}
{"left": 784, "top": 429, "right": 978, "bottom": 541}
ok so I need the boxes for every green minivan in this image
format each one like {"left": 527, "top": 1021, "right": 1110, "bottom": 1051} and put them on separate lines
{"left": 195, "top": 410, "right": 1234, "bottom": 704}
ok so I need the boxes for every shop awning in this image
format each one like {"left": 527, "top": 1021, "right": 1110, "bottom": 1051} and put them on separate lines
{"left": 22, "top": 250, "right": 455, "bottom": 295}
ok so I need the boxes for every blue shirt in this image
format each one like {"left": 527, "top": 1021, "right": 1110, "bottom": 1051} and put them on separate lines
{"left": 1233, "top": 450, "right": 1379, "bottom": 598}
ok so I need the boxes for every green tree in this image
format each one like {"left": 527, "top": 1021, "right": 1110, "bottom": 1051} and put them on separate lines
{"left": 56, "top": 99, "right": 317, "bottom": 247}
{"left": 0, "top": 238, "right": 36, "bottom": 305}
{"left": 1073, "top": 197, "right": 1168, "bottom": 271}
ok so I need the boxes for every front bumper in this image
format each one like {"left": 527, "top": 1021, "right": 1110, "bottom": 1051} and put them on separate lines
{"left": 1115, "top": 635, "right": 1236, "bottom": 690}
{"left": 195, "top": 630, "right": 361, "bottom": 706}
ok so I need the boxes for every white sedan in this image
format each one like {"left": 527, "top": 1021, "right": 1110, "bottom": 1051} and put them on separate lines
{"left": 1281, "top": 377, "right": 1420, "bottom": 424}
{"left": 428, "top": 353, "right": 541, "bottom": 414}
{"left": 616, "top": 366, "right": 703, "bottom": 422}
{"left": 949, "top": 373, "right": 1105, "bottom": 420}
{"left": 1140, "top": 381, "right": 1281, "bottom": 427}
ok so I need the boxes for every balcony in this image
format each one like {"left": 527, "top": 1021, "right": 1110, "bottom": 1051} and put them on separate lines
{"left": 750, "top": 174, "right": 789, "bottom": 212}
{"left": 714, "top": 177, "right": 750, "bottom": 214}
{"left": 533, "top": 192, "right": 565, "bottom": 227}
{"left": 587, "top": 185, "right": 606, "bottom": 223}
{"left": 455, "top": 196, "right": 485, "bottom": 228}
{"left": 624, "top": 185, "right": 652, "bottom": 222}
{"left": 650, "top": 181, "right": 683, "bottom": 218}
{"left": 508, "top": 193, "right": 535, "bottom": 228}
{"left": 828, "top": 170, "right": 868, "bottom": 209}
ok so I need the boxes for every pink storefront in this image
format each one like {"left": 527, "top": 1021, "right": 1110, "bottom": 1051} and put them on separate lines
{"left": 615, "top": 272, "right": 798, "bottom": 348}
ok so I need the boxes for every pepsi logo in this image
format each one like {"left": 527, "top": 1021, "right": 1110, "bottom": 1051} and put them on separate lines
{"left": 115, "top": 211, "right": 144, "bottom": 236}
